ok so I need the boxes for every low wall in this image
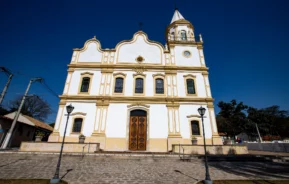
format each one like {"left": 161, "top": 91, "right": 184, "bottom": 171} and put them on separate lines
{"left": 172, "top": 144, "right": 248, "bottom": 155}
{"left": 245, "top": 143, "right": 289, "bottom": 153}
{"left": 20, "top": 142, "right": 100, "bottom": 153}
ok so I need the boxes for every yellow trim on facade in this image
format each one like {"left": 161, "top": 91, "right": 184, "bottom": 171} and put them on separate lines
{"left": 68, "top": 63, "right": 208, "bottom": 72}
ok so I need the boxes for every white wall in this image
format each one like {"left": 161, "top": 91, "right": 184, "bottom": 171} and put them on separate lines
{"left": 177, "top": 72, "right": 207, "bottom": 97}
{"left": 58, "top": 102, "right": 96, "bottom": 137}
{"left": 78, "top": 42, "right": 103, "bottom": 62}
{"left": 68, "top": 70, "right": 101, "bottom": 95}
{"left": 106, "top": 104, "right": 128, "bottom": 138}
{"left": 116, "top": 34, "right": 164, "bottom": 64}
{"left": 149, "top": 105, "right": 168, "bottom": 138}
{"left": 179, "top": 105, "right": 212, "bottom": 139}
{"left": 174, "top": 46, "right": 201, "bottom": 66}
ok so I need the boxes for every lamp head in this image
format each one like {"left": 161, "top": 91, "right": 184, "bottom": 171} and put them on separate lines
{"left": 198, "top": 106, "right": 206, "bottom": 116}
{"left": 66, "top": 104, "right": 74, "bottom": 114}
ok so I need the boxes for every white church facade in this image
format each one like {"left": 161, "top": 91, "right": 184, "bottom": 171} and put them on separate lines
{"left": 48, "top": 9, "right": 223, "bottom": 152}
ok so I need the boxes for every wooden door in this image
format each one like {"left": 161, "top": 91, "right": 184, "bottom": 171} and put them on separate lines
{"left": 129, "top": 116, "right": 147, "bottom": 151}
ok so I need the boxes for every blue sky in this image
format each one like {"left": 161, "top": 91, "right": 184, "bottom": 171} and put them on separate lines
{"left": 1, "top": 0, "right": 289, "bottom": 123}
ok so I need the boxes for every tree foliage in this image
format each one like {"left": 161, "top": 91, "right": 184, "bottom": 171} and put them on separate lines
{"left": 217, "top": 100, "right": 248, "bottom": 137}
{"left": 8, "top": 95, "right": 52, "bottom": 121}
{"left": 217, "top": 100, "right": 289, "bottom": 140}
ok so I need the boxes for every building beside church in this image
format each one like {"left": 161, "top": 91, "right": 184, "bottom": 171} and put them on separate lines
{"left": 48, "top": 9, "right": 222, "bottom": 152}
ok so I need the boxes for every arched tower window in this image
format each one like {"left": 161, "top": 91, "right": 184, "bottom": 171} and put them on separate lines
{"left": 181, "top": 30, "right": 187, "bottom": 40}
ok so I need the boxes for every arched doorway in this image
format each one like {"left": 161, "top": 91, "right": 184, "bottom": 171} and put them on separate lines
{"left": 129, "top": 110, "right": 147, "bottom": 151}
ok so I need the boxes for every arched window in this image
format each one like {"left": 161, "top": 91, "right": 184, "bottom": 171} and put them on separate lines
{"left": 135, "top": 78, "right": 144, "bottom": 93}
{"left": 114, "top": 77, "right": 124, "bottom": 93}
{"left": 186, "top": 79, "right": 196, "bottom": 94}
{"left": 155, "top": 78, "right": 164, "bottom": 94}
{"left": 72, "top": 118, "right": 83, "bottom": 133}
{"left": 80, "top": 77, "right": 90, "bottom": 92}
{"left": 191, "top": 120, "right": 200, "bottom": 135}
{"left": 181, "top": 30, "right": 187, "bottom": 40}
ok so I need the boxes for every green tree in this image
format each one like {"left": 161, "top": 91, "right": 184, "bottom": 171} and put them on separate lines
{"left": 8, "top": 95, "right": 52, "bottom": 121}
{"left": 247, "top": 106, "right": 289, "bottom": 139}
{"left": 217, "top": 100, "right": 248, "bottom": 138}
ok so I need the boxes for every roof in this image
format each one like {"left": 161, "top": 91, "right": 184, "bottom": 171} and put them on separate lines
{"left": 1, "top": 112, "right": 53, "bottom": 131}
{"left": 171, "top": 9, "right": 185, "bottom": 23}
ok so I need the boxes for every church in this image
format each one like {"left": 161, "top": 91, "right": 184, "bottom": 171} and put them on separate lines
{"left": 48, "top": 9, "right": 222, "bottom": 152}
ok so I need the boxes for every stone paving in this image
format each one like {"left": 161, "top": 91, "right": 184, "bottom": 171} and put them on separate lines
{"left": 0, "top": 153, "right": 289, "bottom": 184}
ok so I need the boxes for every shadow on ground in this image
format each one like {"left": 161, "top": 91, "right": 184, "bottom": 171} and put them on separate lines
{"left": 209, "top": 161, "right": 289, "bottom": 179}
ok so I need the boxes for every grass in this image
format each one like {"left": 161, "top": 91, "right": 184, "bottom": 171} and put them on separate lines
{"left": 197, "top": 180, "right": 289, "bottom": 184}
{"left": 0, "top": 179, "right": 68, "bottom": 184}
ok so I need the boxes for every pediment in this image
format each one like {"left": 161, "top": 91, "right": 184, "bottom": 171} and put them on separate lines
{"left": 115, "top": 31, "right": 165, "bottom": 64}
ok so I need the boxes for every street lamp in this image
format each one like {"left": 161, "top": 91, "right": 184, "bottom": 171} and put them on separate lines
{"left": 50, "top": 104, "right": 74, "bottom": 184}
{"left": 198, "top": 106, "right": 212, "bottom": 184}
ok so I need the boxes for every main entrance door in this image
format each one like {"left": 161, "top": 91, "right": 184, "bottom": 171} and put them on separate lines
{"left": 129, "top": 110, "right": 147, "bottom": 151}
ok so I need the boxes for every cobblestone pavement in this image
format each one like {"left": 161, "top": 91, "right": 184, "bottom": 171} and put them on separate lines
{"left": 0, "top": 153, "right": 288, "bottom": 184}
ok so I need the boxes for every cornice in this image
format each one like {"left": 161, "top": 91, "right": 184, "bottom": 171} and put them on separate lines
{"left": 68, "top": 64, "right": 208, "bottom": 71}
{"left": 59, "top": 95, "right": 214, "bottom": 103}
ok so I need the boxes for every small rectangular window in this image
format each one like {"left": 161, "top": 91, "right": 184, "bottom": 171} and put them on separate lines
{"left": 186, "top": 79, "right": 195, "bottom": 94}
{"left": 114, "top": 78, "right": 124, "bottom": 93}
{"left": 191, "top": 121, "right": 200, "bottom": 135}
{"left": 135, "top": 78, "right": 144, "bottom": 94}
{"left": 72, "top": 118, "right": 83, "bottom": 133}
{"left": 80, "top": 77, "right": 90, "bottom": 92}
{"left": 155, "top": 78, "right": 164, "bottom": 94}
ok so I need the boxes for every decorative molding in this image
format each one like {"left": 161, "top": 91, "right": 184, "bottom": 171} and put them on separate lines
{"left": 113, "top": 72, "right": 127, "bottom": 77}
{"left": 183, "top": 74, "right": 196, "bottom": 78}
{"left": 152, "top": 73, "right": 166, "bottom": 78}
{"left": 68, "top": 64, "right": 209, "bottom": 72}
{"left": 133, "top": 73, "right": 146, "bottom": 77}
{"left": 127, "top": 103, "right": 150, "bottom": 108}
{"left": 71, "top": 112, "right": 87, "bottom": 116}
{"left": 101, "top": 68, "right": 114, "bottom": 73}
{"left": 59, "top": 95, "right": 215, "bottom": 103}
{"left": 135, "top": 55, "right": 145, "bottom": 63}
{"left": 81, "top": 72, "right": 94, "bottom": 76}
{"left": 133, "top": 67, "right": 147, "bottom": 74}
{"left": 187, "top": 114, "right": 201, "bottom": 118}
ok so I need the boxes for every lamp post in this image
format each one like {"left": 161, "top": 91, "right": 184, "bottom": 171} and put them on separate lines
{"left": 198, "top": 106, "right": 212, "bottom": 184}
{"left": 50, "top": 104, "right": 74, "bottom": 184}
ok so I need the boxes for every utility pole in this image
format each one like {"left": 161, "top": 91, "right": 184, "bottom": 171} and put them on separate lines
{"left": 0, "top": 78, "right": 42, "bottom": 149}
{"left": 255, "top": 123, "right": 263, "bottom": 143}
{"left": 0, "top": 67, "right": 13, "bottom": 106}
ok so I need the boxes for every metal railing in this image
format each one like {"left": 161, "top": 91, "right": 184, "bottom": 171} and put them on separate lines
{"left": 168, "top": 36, "right": 196, "bottom": 42}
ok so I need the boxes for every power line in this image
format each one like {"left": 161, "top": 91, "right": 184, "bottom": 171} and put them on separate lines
{"left": 40, "top": 80, "right": 60, "bottom": 99}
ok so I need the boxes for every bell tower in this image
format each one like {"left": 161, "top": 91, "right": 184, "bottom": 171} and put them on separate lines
{"left": 166, "top": 9, "right": 195, "bottom": 44}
